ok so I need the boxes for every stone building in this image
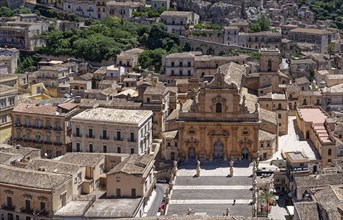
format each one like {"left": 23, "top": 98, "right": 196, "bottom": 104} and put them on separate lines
{"left": 63, "top": 0, "right": 97, "bottom": 18}
{"left": 160, "top": 11, "right": 199, "bottom": 35}
{"left": 0, "top": 47, "right": 19, "bottom": 74}
{"left": 106, "top": 154, "right": 155, "bottom": 200}
{"left": 0, "top": 19, "right": 48, "bottom": 51}
{"left": 71, "top": 108, "right": 153, "bottom": 155}
{"left": 150, "top": 0, "right": 170, "bottom": 10}
{"left": 11, "top": 102, "right": 80, "bottom": 158}
{"left": 176, "top": 64, "right": 261, "bottom": 161}
{"left": 238, "top": 31, "right": 282, "bottom": 50}
{"left": 259, "top": 93, "right": 288, "bottom": 135}
{"left": 105, "top": 1, "right": 143, "bottom": 19}
{"left": 288, "top": 28, "right": 336, "bottom": 54}
{"left": 162, "top": 52, "right": 195, "bottom": 77}
{"left": 116, "top": 48, "right": 144, "bottom": 69}
{"left": 0, "top": 85, "right": 18, "bottom": 130}
{"left": 28, "top": 66, "right": 69, "bottom": 89}
{"left": 0, "top": 164, "right": 73, "bottom": 220}
{"left": 296, "top": 107, "right": 336, "bottom": 167}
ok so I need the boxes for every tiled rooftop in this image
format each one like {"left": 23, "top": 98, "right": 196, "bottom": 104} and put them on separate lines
{"left": 12, "top": 103, "right": 58, "bottom": 115}
{"left": 25, "top": 159, "right": 83, "bottom": 175}
{"left": 72, "top": 108, "right": 152, "bottom": 125}
{"left": 108, "top": 154, "right": 153, "bottom": 175}
{"left": 0, "top": 164, "right": 71, "bottom": 189}
{"left": 59, "top": 153, "right": 105, "bottom": 167}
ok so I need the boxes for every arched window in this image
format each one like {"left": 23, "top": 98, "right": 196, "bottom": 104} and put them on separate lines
{"left": 328, "top": 149, "right": 332, "bottom": 156}
{"left": 216, "top": 103, "right": 222, "bottom": 113}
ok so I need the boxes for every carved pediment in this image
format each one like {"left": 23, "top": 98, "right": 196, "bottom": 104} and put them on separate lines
{"left": 185, "top": 137, "right": 199, "bottom": 144}
{"left": 208, "top": 129, "right": 230, "bottom": 137}
{"left": 208, "top": 68, "right": 231, "bottom": 89}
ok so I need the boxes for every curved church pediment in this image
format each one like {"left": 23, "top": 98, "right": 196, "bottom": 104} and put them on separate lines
{"left": 208, "top": 129, "right": 230, "bottom": 137}
{"left": 207, "top": 68, "right": 238, "bottom": 90}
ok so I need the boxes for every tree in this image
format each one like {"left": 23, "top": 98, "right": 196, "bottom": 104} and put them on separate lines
{"left": 138, "top": 48, "right": 167, "bottom": 72}
{"left": 183, "top": 42, "right": 192, "bottom": 52}
{"left": 249, "top": 13, "right": 270, "bottom": 33}
{"left": 0, "top": 6, "right": 14, "bottom": 17}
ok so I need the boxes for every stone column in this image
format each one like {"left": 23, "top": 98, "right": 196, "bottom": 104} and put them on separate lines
{"left": 232, "top": 127, "right": 238, "bottom": 158}
{"left": 253, "top": 127, "right": 260, "bottom": 160}
{"left": 200, "top": 126, "right": 207, "bottom": 158}
{"left": 224, "top": 138, "right": 228, "bottom": 161}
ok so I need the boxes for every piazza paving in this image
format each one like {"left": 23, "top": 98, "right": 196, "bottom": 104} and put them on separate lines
{"left": 167, "top": 160, "right": 253, "bottom": 217}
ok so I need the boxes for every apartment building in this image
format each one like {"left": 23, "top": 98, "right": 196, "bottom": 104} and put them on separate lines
{"left": 296, "top": 107, "right": 336, "bottom": 167}
{"left": 194, "top": 54, "right": 250, "bottom": 78}
{"left": 284, "top": 151, "right": 321, "bottom": 193}
{"left": 69, "top": 80, "right": 92, "bottom": 97}
{"left": 116, "top": 48, "right": 144, "bottom": 68}
{"left": 106, "top": 154, "right": 155, "bottom": 200}
{"left": 162, "top": 52, "right": 195, "bottom": 77}
{"left": 11, "top": 102, "right": 80, "bottom": 158}
{"left": 0, "top": 47, "right": 19, "bottom": 74}
{"left": 0, "top": 19, "right": 49, "bottom": 51}
{"left": 25, "top": 159, "right": 86, "bottom": 195}
{"left": 150, "top": 0, "right": 170, "bottom": 10}
{"left": 288, "top": 28, "right": 335, "bottom": 54}
{"left": 63, "top": 0, "right": 97, "bottom": 18}
{"left": 28, "top": 66, "right": 69, "bottom": 88}
{"left": 0, "top": 85, "right": 18, "bottom": 130}
{"left": 238, "top": 31, "right": 282, "bottom": 50}
{"left": 160, "top": 11, "right": 199, "bottom": 35}
{"left": 0, "top": 164, "right": 73, "bottom": 220}
{"left": 106, "top": 1, "right": 143, "bottom": 19}
{"left": 141, "top": 83, "right": 169, "bottom": 138}
{"left": 71, "top": 108, "right": 153, "bottom": 155}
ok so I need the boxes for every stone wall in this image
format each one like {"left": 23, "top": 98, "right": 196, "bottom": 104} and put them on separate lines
{"left": 179, "top": 36, "right": 258, "bottom": 56}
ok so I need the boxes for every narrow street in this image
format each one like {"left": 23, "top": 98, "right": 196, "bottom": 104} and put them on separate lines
{"left": 147, "top": 183, "right": 168, "bottom": 216}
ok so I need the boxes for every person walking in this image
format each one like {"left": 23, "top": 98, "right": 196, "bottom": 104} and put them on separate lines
{"left": 233, "top": 199, "right": 236, "bottom": 205}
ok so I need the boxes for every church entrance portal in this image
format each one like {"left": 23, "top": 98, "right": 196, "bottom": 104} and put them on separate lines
{"left": 188, "top": 147, "right": 196, "bottom": 159}
{"left": 214, "top": 141, "right": 224, "bottom": 159}
{"left": 241, "top": 148, "right": 249, "bottom": 160}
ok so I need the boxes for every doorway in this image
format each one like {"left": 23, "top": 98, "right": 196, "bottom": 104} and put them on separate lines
{"left": 188, "top": 147, "right": 196, "bottom": 159}
{"left": 214, "top": 141, "right": 224, "bottom": 159}
{"left": 241, "top": 148, "right": 249, "bottom": 160}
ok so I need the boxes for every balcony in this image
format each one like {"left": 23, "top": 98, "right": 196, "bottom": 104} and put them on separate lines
{"left": 100, "top": 136, "right": 109, "bottom": 140}
{"left": 128, "top": 138, "right": 137, "bottom": 142}
{"left": 54, "top": 127, "right": 62, "bottom": 131}
{"left": 86, "top": 134, "right": 95, "bottom": 138}
{"left": 114, "top": 137, "right": 123, "bottom": 141}
{"left": 73, "top": 133, "right": 82, "bottom": 137}
{"left": 33, "top": 139, "right": 44, "bottom": 144}
{"left": 1, "top": 204, "right": 15, "bottom": 211}
{"left": 54, "top": 142, "right": 63, "bottom": 146}
{"left": 36, "top": 209, "right": 49, "bottom": 216}
{"left": 20, "top": 207, "right": 33, "bottom": 214}
{"left": 44, "top": 141, "right": 52, "bottom": 145}
{"left": 15, "top": 123, "right": 22, "bottom": 127}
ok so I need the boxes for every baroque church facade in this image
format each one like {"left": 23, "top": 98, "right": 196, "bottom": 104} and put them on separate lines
{"left": 176, "top": 64, "right": 261, "bottom": 161}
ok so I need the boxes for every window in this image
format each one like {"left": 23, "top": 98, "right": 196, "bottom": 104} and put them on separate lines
{"left": 242, "top": 130, "right": 249, "bottom": 135}
{"left": 328, "top": 149, "right": 332, "bottom": 156}
{"left": 103, "top": 145, "right": 107, "bottom": 153}
{"left": 102, "top": 130, "right": 107, "bottom": 139}
{"left": 216, "top": 103, "right": 222, "bottom": 113}
{"left": 179, "top": 61, "right": 183, "bottom": 67}
{"left": 25, "top": 200, "right": 31, "bottom": 210}
{"left": 131, "top": 188, "right": 136, "bottom": 198}
{"left": 171, "top": 62, "right": 174, "bottom": 67}
{"left": 278, "top": 103, "right": 282, "bottom": 109}
{"left": 117, "top": 147, "right": 121, "bottom": 153}
{"left": 278, "top": 114, "right": 281, "bottom": 119}
{"left": 179, "top": 70, "right": 183, "bottom": 76}
{"left": 188, "top": 62, "right": 191, "bottom": 67}
{"left": 76, "top": 127, "right": 80, "bottom": 136}
{"left": 116, "top": 177, "right": 120, "bottom": 182}
{"left": 0, "top": 99, "right": 6, "bottom": 107}
{"left": 188, "top": 70, "right": 191, "bottom": 76}
{"left": 9, "top": 97, "right": 15, "bottom": 105}
{"left": 7, "top": 214, "right": 13, "bottom": 220}
{"left": 131, "top": 148, "right": 134, "bottom": 154}
{"left": 116, "top": 131, "right": 121, "bottom": 140}
{"left": 56, "top": 136, "right": 61, "bottom": 144}
{"left": 267, "top": 59, "right": 272, "bottom": 72}
{"left": 76, "top": 143, "right": 80, "bottom": 152}
{"left": 89, "top": 144, "right": 93, "bottom": 152}
{"left": 7, "top": 197, "right": 12, "bottom": 207}
{"left": 130, "top": 132, "right": 135, "bottom": 142}
{"left": 88, "top": 128, "right": 93, "bottom": 138}
{"left": 1, "top": 116, "right": 7, "bottom": 123}
{"left": 40, "top": 202, "right": 45, "bottom": 211}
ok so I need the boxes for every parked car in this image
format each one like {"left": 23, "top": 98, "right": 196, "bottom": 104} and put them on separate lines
{"left": 157, "top": 178, "right": 168, "bottom": 183}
